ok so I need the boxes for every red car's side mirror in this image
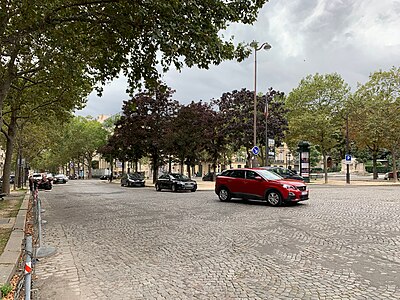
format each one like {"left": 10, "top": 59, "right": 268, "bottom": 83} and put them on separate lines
{"left": 255, "top": 176, "right": 263, "bottom": 181}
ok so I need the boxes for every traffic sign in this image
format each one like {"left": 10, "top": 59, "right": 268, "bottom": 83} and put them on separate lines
{"left": 345, "top": 154, "right": 351, "bottom": 164}
{"left": 252, "top": 146, "right": 260, "bottom": 156}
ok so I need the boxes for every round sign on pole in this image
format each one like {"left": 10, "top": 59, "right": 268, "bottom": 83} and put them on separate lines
{"left": 252, "top": 146, "right": 260, "bottom": 156}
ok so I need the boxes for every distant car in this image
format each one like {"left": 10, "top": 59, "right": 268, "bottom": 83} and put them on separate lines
{"left": 37, "top": 174, "right": 52, "bottom": 190}
{"left": 69, "top": 174, "right": 78, "bottom": 180}
{"left": 202, "top": 172, "right": 220, "bottom": 181}
{"left": 121, "top": 173, "right": 145, "bottom": 187}
{"left": 262, "top": 166, "right": 304, "bottom": 181}
{"left": 215, "top": 168, "right": 309, "bottom": 206}
{"left": 53, "top": 174, "right": 68, "bottom": 184}
{"left": 32, "top": 173, "right": 43, "bottom": 182}
{"left": 99, "top": 175, "right": 109, "bottom": 180}
{"left": 155, "top": 173, "right": 197, "bottom": 192}
{"left": 384, "top": 171, "right": 400, "bottom": 180}
{"left": 0, "top": 175, "right": 15, "bottom": 184}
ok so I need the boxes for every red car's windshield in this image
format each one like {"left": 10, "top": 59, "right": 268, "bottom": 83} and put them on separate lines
{"left": 256, "top": 169, "right": 283, "bottom": 180}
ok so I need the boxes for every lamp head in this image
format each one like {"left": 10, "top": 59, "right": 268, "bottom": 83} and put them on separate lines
{"left": 263, "top": 42, "right": 272, "bottom": 50}
{"left": 250, "top": 41, "right": 258, "bottom": 48}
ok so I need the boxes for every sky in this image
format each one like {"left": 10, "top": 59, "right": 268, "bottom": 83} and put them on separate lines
{"left": 75, "top": 0, "right": 400, "bottom": 118}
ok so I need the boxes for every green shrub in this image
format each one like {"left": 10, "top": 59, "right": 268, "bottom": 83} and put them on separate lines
{"left": 0, "top": 283, "right": 13, "bottom": 297}
{"left": 365, "top": 166, "right": 389, "bottom": 173}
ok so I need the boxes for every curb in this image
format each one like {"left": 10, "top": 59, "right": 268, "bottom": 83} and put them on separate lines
{"left": 0, "top": 192, "right": 29, "bottom": 286}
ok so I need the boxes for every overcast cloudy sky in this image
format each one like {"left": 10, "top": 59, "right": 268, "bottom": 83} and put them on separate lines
{"left": 75, "top": 0, "right": 400, "bottom": 118}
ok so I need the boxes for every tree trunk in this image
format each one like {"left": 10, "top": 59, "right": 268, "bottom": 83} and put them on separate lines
{"left": 87, "top": 156, "right": 93, "bottom": 179}
{"left": 246, "top": 148, "right": 251, "bottom": 168}
{"left": 392, "top": 148, "right": 398, "bottom": 181}
{"left": 168, "top": 156, "right": 172, "bottom": 173}
{"left": 151, "top": 154, "right": 159, "bottom": 184}
{"left": 1, "top": 110, "right": 17, "bottom": 194}
{"left": 109, "top": 158, "right": 114, "bottom": 182}
{"left": 372, "top": 152, "right": 378, "bottom": 180}
{"left": 180, "top": 159, "right": 184, "bottom": 174}
{"left": 187, "top": 163, "right": 191, "bottom": 179}
{"left": 0, "top": 63, "right": 15, "bottom": 132}
{"left": 323, "top": 153, "right": 328, "bottom": 184}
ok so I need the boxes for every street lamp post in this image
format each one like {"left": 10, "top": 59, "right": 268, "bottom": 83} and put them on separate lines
{"left": 265, "top": 97, "right": 269, "bottom": 166}
{"left": 250, "top": 41, "right": 271, "bottom": 167}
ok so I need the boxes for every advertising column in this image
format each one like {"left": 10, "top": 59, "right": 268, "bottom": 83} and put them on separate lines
{"left": 298, "top": 141, "right": 310, "bottom": 183}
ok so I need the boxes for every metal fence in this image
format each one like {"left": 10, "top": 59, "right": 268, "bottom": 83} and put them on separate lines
{"left": 9, "top": 185, "right": 56, "bottom": 300}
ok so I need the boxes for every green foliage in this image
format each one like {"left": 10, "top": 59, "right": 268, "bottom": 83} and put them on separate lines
{"left": 285, "top": 73, "right": 350, "bottom": 182}
{"left": 0, "top": 283, "right": 13, "bottom": 297}
{"left": 349, "top": 67, "right": 400, "bottom": 178}
{"left": 365, "top": 165, "right": 389, "bottom": 173}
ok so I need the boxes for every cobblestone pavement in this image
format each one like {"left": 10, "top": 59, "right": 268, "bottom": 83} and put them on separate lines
{"left": 34, "top": 180, "right": 400, "bottom": 299}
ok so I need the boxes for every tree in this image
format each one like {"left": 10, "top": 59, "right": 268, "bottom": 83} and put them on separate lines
{"left": 118, "top": 84, "right": 180, "bottom": 183}
{"left": 65, "top": 117, "right": 109, "bottom": 179}
{"left": 0, "top": 68, "right": 90, "bottom": 193}
{"left": 167, "top": 101, "right": 214, "bottom": 178}
{"left": 350, "top": 67, "right": 400, "bottom": 179}
{"left": 285, "top": 73, "right": 351, "bottom": 183}
{"left": 214, "top": 88, "right": 288, "bottom": 166}
{"left": 1, "top": 0, "right": 267, "bottom": 131}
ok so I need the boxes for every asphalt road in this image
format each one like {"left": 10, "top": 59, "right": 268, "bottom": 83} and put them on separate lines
{"left": 34, "top": 180, "right": 400, "bottom": 299}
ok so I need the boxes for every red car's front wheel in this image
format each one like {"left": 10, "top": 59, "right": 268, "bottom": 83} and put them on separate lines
{"left": 266, "top": 190, "right": 282, "bottom": 206}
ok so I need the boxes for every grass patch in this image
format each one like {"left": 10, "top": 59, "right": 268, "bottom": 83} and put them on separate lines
{"left": 0, "top": 228, "right": 12, "bottom": 254}
{"left": 0, "top": 192, "right": 24, "bottom": 218}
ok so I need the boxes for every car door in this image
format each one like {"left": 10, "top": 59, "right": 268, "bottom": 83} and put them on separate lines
{"left": 159, "top": 175, "right": 171, "bottom": 189}
{"left": 227, "top": 170, "right": 246, "bottom": 196}
{"left": 243, "top": 170, "right": 265, "bottom": 199}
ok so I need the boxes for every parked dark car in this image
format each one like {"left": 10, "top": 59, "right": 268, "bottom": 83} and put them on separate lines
{"left": 384, "top": 171, "right": 400, "bottom": 180}
{"left": 53, "top": 174, "right": 68, "bottom": 184}
{"left": 121, "top": 173, "right": 145, "bottom": 187}
{"left": 37, "top": 174, "right": 52, "bottom": 190}
{"left": 262, "top": 166, "right": 304, "bottom": 181}
{"left": 69, "top": 174, "right": 79, "bottom": 180}
{"left": 202, "top": 172, "right": 220, "bottom": 181}
{"left": 215, "top": 168, "right": 309, "bottom": 206}
{"left": 0, "top": 175, "right": 15, "bottom": 184}
{"left": 155, "top": 173, "right": 197, "bottom": 192}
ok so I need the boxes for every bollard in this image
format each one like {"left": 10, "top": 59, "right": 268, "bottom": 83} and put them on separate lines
{"left": 25, "top": 235, "right": 32, "bottom": 300}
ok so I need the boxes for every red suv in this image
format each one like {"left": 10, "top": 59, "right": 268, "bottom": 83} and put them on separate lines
{"left": 215, "top": 168, "right": 309, "bottom": 206}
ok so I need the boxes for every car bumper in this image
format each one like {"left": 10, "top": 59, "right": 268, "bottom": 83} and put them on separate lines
{"left": 129, "top": 181, "right": 145, "bottom": 186}
{"left": 285, "top": 190, "right": 309, "bottom": 202}
{"left": 177, "top": 184, "right": 197, "bottom": 190}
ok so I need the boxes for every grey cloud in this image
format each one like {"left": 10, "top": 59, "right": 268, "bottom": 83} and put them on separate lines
{"left": 76, "top": 0, "right": 400, "bottom": 117}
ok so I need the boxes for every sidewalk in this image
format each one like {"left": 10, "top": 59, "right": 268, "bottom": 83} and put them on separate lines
{"left": 0, "top": 192, "right": 29, "bottom": 287}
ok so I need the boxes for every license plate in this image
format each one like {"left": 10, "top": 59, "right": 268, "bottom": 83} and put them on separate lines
{"left": 301, "top": 191, "right": 308, "bottom": 195}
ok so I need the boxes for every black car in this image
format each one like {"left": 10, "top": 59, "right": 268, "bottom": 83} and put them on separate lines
{"left": 121, "top": 173, "right": 145, "bottom": 187}
{"left": 53, "top": 174, "right": 68, "bottom": 184}
{"left": 262, "top": 166, "right": 304, "bottom": 181}
{"left": 37, "top": 175, "right": 52, "bottom": 190}
{"left": 202, "top": 172, "right": 220, "bottom": 181}
{"left": 155, "top": 173, "right": 197, "bottom": 192}
{"left": 0, "top": 175, "right": 15, "bottom": 184}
